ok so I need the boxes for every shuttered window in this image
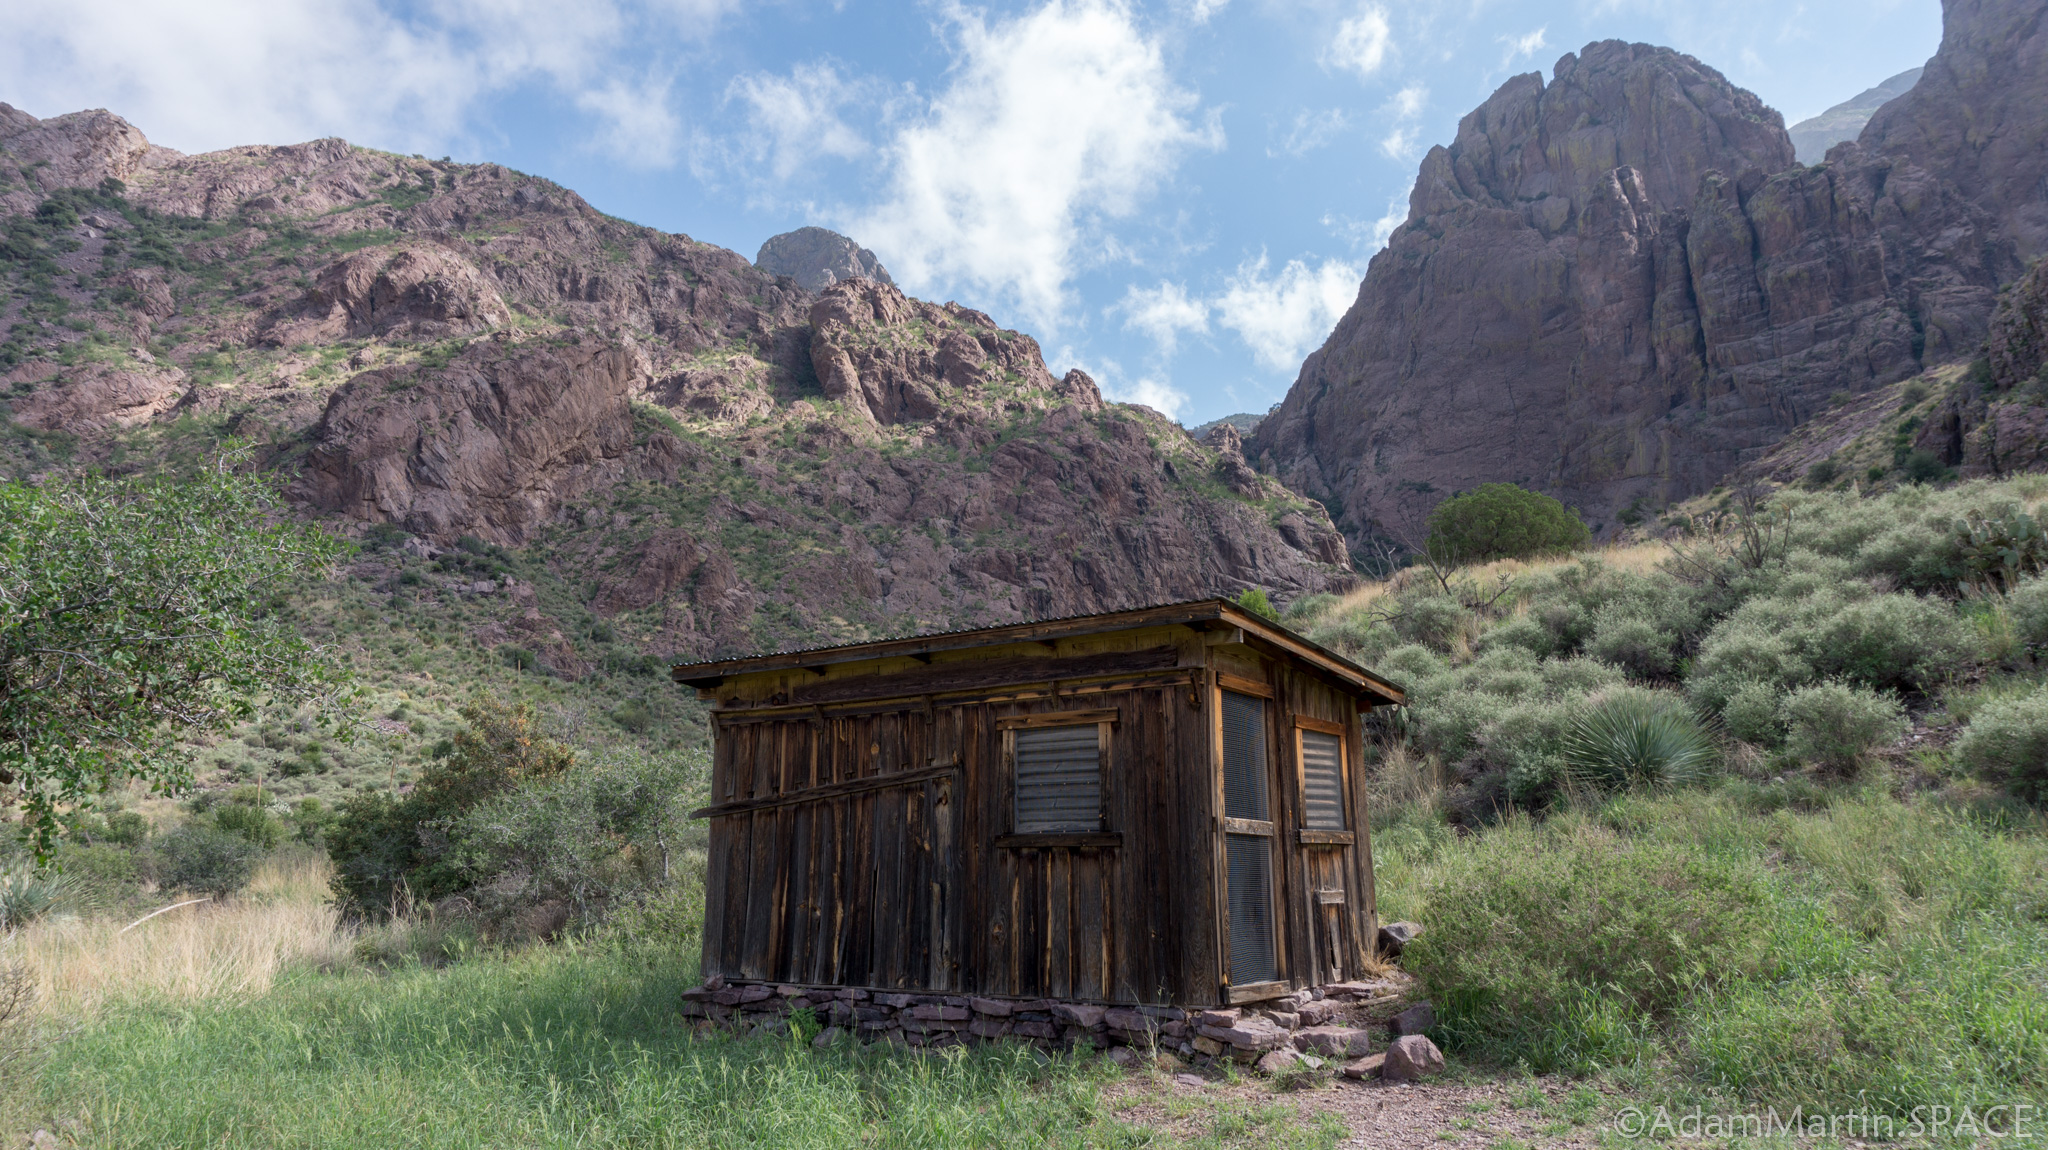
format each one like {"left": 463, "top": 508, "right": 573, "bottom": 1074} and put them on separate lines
{"left": 1013, "top": 725, "right": 1102, "bottom": 833}
{"left": 1301, "top": 729, "right": 1345, "bottom": 830}
{"left": 1221, "top": 690, "right": 1267, "bottom": 820}
{"left": 1226, "top": 833, "right": 1276, "bottom": 984}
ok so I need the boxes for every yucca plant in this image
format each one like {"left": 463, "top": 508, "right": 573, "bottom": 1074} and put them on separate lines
{"left": 1561, "top": 690, "right": 1719, "bottom": 792}
{"left": 0, "top": 863, "right": 73, "bottom": 931}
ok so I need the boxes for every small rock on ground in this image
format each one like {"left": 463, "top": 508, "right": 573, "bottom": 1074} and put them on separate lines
{"left": 1395, "top": 1001, "right": 1435, "bottom": 1035}
{"left": 1384, "top": 1034, "right": 1445, "bottom": 1082}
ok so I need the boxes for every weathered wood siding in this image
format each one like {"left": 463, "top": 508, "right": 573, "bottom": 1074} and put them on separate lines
{"left": 695, "top": 611, "right": 1383, "bottom": 1008}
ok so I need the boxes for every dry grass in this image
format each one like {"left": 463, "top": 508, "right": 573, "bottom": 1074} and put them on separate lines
{"left": 2, "top": 851, "right": 345, "bottom": 1016}
{"left": 1322, "top": 540, "right": 1671, "bottom": 624}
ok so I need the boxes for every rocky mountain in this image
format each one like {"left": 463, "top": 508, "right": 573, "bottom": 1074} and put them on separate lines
{"left": 0, "top": 106, "right": 1353, "bottom": 666}
{"left": 1787, "top": 67, "right": 1922, "bottom": 163}
{"left": 1252, "top": 0, "right": 2048, "bottom": 548}
{"left": 755, "top": 226, "right": 894, "bottom": 292}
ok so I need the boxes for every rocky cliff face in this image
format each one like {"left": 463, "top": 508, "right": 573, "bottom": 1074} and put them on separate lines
{"left": 1786, "top": 68, "right": 1921, "bottom": 163}
{"left": 1252, "top": 0, "right": 2048, "bottom": 547}
{"left": 0, "top": 104, "right": 1353, "bottom": 662}
{"left": 755, "top": 226, "right": 894, "bottom": 292}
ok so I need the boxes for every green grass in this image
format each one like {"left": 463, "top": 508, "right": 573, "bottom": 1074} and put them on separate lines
{"left": 32, "top": 948, "right": 1156, "bottom": 1149}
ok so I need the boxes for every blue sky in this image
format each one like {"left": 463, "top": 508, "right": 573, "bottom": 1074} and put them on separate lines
{"left": 4, "top": 0, "right": 1939, "bottom": 424}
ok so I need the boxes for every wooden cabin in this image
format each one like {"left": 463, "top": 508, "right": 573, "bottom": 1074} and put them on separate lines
{"left": 672, "top": 599, "right": 1404, "bottom": 1010}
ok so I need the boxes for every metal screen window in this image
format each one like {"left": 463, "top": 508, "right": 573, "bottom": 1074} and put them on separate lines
{"left": 1226, "top": 833, "right": 1276, "bottom": 983}
{"left": 1301, "top": 730, "right": 1345, "bottom": 830}
{"left": 1221, "top": 690, "right": 1267, "bottom": 820}
{"left": 1013, "top": 725, "right": 1102, "bottom": 833}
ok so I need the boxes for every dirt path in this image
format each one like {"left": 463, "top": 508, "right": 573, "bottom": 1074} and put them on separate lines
{"left": 1108, "top": 1067, "right": 1619, "bottom": 1148}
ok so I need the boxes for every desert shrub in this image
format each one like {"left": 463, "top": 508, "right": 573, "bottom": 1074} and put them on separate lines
{"left": 1688, "top": 619, "right": 1813, "bottom": 713}
{"left": 1233, "top": 587, "right": 1278, "bottom": 621}
{"left": 1560, "top": 688, "right": 1717, "bottom": 792}
{"left": 1720, "top": 680, "right": 1787, "bottom": 748}
{"left": 1804, "top": 593, "right": 1974, "bottom": 692}
{"left": 51, "top": 841, "right": 137, "bottom": 906}
{"left": 1425, "top": 483, "right": 1590, "bottom": 566}
{"left": 328, "top": 694, "right": 576, "bottom": 916}
{"left": 1304, "top": 613, "right": 1397, "bottom": 660}
{"left": 1392, "top": 594, "right": 1467, "bottom": 652}
{"left": 209, "top": 802, "right": 283, "bottom": 850}
{"left": 151, "top": 823, "right": 260, "bottom": 898}
{"left": 1950, "top": 687, "right": 2048, "bottom": 803}
{"left": 1585, "top": 608, "right": 1675, "bottom": 678}
{"left": 1408, "top": 816, "right": 1780, "bottom": 1072}
{"left": 2009, "top": 574, "right": 2048, "bottom": 651}
{"left": 448, "top": 749, "right": 707, "bottom": 928}
{"left": 610, "top": 700, "right": 654, "bottom": 735}
{"left": 1473, "top": 615, "right": 1554, "bottom": 658}
{"left": 1782, "top": 682, "right": 1906, "bottom": 774}
{"left": 290, "top": 798, "right": 332, "bottom": 845}
{"left": 1282, "top": 592, "right": 1338, "bottom": 623}
{"left": 101, "top": 810, "right": 149, "bottom": 846}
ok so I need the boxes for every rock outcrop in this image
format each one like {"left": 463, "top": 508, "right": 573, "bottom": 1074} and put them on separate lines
{"left": 756, "top": 226, "right": 894, "bottom": 292}
{"left": 1252, "top": 0, "right": 2048, "bottom": 545}
{"left": 1786, "top": 67, "right": 1920, "bottom": 162}
{"left": 2, "top": 105, "right": 1355, "bottom": 659}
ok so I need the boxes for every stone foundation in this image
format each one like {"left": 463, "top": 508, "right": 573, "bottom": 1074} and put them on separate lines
{"left": 680, "top": 975, "right": 1413, "bottom": 1073}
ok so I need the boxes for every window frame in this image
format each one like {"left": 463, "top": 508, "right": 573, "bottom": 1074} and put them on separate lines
{"left": 996, "top": 709, "right": 1118, "bottom": 848}
{"left": 1293, "top": 715, "right": 1355, "bottom": 845}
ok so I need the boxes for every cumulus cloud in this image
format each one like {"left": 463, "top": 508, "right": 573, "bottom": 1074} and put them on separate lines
{"left": 0, "top": 0, "right": 731, "bottom": 159}
{"left": 1502, "top": 28, "right": 1549, "bottom": 65}
{"left": 1376, "top": 84, "right": 1426, "bottom": 161}
{"left": 855, "top": 0, "right": 1222, "bottom": 328}
{"left": 725, "top": 62, "right": 877, "bottom": 183}
{"left": 1323, "top": 5, "right": 1393, "bottom": 80}
{"left": 1179, "top": 0, "right": 1231, "bottom": 23}
{"left": 1272, "top": 108, "right": 1349, "bottom": 158}
{"left": 1369, "top": 197, "right": 1408, "bottom": 248}
{"left": 1501, "top": 27, "right": 1549, "bottom": 67}
{"left": 1115, "top": 281, "right": 1210, "bottom": 354}
{"left": 1212, "top": 254, "right": 1361, "bottom": 371}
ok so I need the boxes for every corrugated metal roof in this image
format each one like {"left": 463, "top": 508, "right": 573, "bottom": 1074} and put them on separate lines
{"left": 669, "top": 596, "right": 1406, "bottom": 705}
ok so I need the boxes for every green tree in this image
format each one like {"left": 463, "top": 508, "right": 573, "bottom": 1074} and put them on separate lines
{"left": 327, "top": 695, "right": 576, "bottom": 916}
{"left": 1425, "top": 483, "right": 1591, "bottom": 567}
{"left": 0, "top": 452, "right": 352, "bottom": 858}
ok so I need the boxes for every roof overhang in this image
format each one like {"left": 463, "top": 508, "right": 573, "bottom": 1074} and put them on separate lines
{"left": 669, "top": 598, "right": 1405, "bottom": 707}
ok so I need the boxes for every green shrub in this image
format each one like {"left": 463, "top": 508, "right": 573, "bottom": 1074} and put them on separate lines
{"left": 1720, "top": 680, "right": 1787, "bottom": 748}
{"left": 1560, "top": 689, "right": 1717, "bottom": 792}
{"left": 1233, "top": 588, "right": 1278, "bottom": 621}
{"left": 209, "top": 802, "right": 283, "bottom": 850}
{"left": 152, "top": 824, "right": 260, "bottom": 898}
{"left": 1585, "top": 609, "right": 1675, "bottom": 678}
{"left": 1782, "top": 682, "right": 1906, "bottom": 774}
{"left": 1950, "top": 687, "right": 2048, "bottom": 803}
{"left": 1804, "top": 594, "right": 1974, "bottom": 692}
{"left": 2009, "top": 574, "right": 2048, "bottom": 650}
{"left": 1392, "top": 594, "right": 1467, "bottom": 652}
{"left": 101, "top": 810, "right": 149, "bottom": 846}
{"left": 1425, "top": 483, "right": 1590, "bottom": 566}
{"left": 1407, "top": 816, "right": 1779, "bottom": 1072}
{"left": 1282, "top": 592, "right": 1337, "bottom": 623}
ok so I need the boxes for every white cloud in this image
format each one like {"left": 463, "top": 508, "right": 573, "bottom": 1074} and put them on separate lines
{"left": 1501, "top": 27, "right": 1549, "bottom": 68}
{"left": 577, "top": 73, "right": 684, "bottom": 168}
{"left": 725, "top": 62, "right": 876, "bottom": 182}
{"left": 1323, "top": 5, "right": 1393, "bottom": 80}
{"left": 1388, "top": 84, "right": 1427, "bottom": 120}
{"left": 0, "top": 0, "right": 731, "bottom": 160}
{"left": 855, "top": 0, "right": 1222, "bottom": 328}
{"left": 1180, "top": 0, "right": 1231, "bottom": 24}
{"left": 1115, "top": 281, "right": 1210, "bottom": 354}
{"left": 1115, "top": 376, "right": 1193, "bottom": 419}
{"left": 1213, "top": 253, "right": 1361, "bottom": 371}
{"left": 1378, "top": 126, "right": 1420, "bottom": 160}
{"left": 1272, "top": 108, "right": 1349, "bottom": 158}
{"left": 1369, "top": 197, "right": 1408, "bottom": 249}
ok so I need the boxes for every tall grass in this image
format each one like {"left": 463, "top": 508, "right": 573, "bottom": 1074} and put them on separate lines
{"left": 4, "top": 851, "right": 345, "bottom": 1015}
{"left": 31, "top": 945, "right": 1151, "bottom": 1149}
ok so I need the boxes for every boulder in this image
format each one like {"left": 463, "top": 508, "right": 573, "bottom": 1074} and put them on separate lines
{"left": 1395, "top": 1002, "right": 1436, "bottom": 1036}
{"left": 1256, "top": 1047, "right": 1304, "bottom": 1076}
{"left": 1107, "top": 1046, "right": 1139, "bottom": 1068}
{"left": 1377, "top": 922, "right": 1423, "bottom": 958}
{"left": 1294, "top": 1026, "right": 1372, "bottom": 1058}
{"left": 1051, "top": 1002, "right": 1107, "bottom": 1029}
{"left": 1384, "top": 1035, "right": 1446, "bottom": 1083}
{"left": 1342, "top": 1053, "right": 1387, "bottom": 1080}
{"left": 811, "top": 1026, "right": 845, "bottom": 1049}
{"left": 1196, "top": 1015, "right": 1290, "bottom": 1051}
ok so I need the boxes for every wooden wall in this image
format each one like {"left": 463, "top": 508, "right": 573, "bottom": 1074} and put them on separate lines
{"left": 698, "top": 627, "right": 1377, "bottom": 1007}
